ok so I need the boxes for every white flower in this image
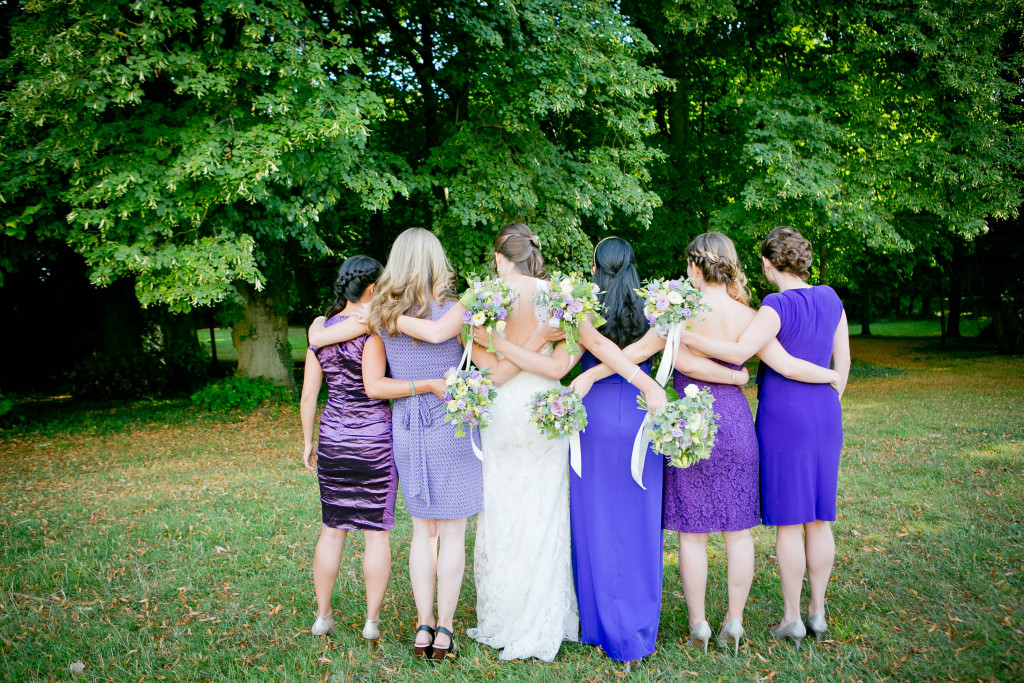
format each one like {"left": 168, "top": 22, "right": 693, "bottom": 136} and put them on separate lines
{"left": 548, "top": 317, "right": 562, "bottom": 328}
{"left": 471, "top": 311, "right": 486, "bottom": 326}
{"left": 689, "top": 412, "right": 702, "bottom": 430}
{"left": 667, "top": 291, "right": 683, "bottom": 305}
{"left": 447, "top": 400, "right": 459, "bottom": 411}
{"left": 495, "top": 320, "right": 506, "bottom": 333}
{"left": 559, "top": 278, "right": 574, "bottom": 294}
{"left": 684, "top": 384, "right": 699, "bottom": 399}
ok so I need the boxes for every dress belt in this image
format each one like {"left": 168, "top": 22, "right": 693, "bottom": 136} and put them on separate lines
{"left": 399, "top": 394, "right": 438, "bottom": 508}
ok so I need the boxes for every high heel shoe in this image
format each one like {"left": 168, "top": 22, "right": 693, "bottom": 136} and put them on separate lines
{"left": 687, "top": 620, "right": 712, "bottom": 654}
{"left": 362, "top": 619, "right": 380, "bottom": 641}
{"left": 430, "top": 626, "right": 458, "bottom": 661}
{"left": 716, "top": 618, "right": 744, "bottom": 657}
{"left": 413, "top": 624, "right": 434, "bottom": 659}
{"left": 310, "top": 614, "right": 334, "bottom": 636}
{"left": 770, "top": 619, "right": 807, "bottom": 652}
{"left": 805, "top": 613, "right": 827, "bottom": 643}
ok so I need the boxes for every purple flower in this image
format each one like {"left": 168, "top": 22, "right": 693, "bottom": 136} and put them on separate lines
{"left": 656, "top": 295, "right": 670, "bottom": 311}
{"left": 550, "top": 399, "right": 566, "bottom": 417}
{"left": 443, "top": 392, "right": 452, "bottom": 402}
{"left": 462, "top": 310, "right": 472, "bottom": 324}
{"left": 483, "top": 302, "right": 492, "bottom": 310}
{"left": 456, "top": 399, "right": 466, "bottom": 410}
{"left": 492, "top": 293, "right": 503, "bottom": 305}
{"left": 671, "top": 427, "right": 684, "bottom": 438}
{"left": 496, "top": 307, "right": 507, "bottom": 319}
{"left": 568, "top": 300, "right": 584, "bottom": 314}
{"left": 563, "top": 294, "right": 574, "bottom": 305}
{"left": 646, "top": 313, "right": 656, "bottom": 324}
{"left": 553, "top": 308, "right": 565, "bottom": 319}
{"left": 668, "top": 279, "right": 681, "bottom": 291}
{"left": 591, "top": 283, "right": 600, "bottom": 294}
{"left": 559, "top": 388, "right": 572, "bottom": 396}
{"left": 683, "top": 309, "right": 692, "bottom": 319}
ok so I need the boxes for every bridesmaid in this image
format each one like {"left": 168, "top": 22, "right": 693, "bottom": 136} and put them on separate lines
{"left": 566, "top": 237, "right": 746, "bottom": 667}
{"left": 300, "top": 255, "right": 443, "bottom": 641}
{"left": 681, "top": 227, "right": 850, "bottom": 650}
{"left": 308, "top": 229, "right": 480, "bottom": 660}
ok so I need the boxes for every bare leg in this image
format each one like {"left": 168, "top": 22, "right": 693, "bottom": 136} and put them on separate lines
{"left": 409, "top": 517, "right": 439, "bottom": 646}
{"left": 804, "top": 520, "right": 835, "bottom": 617}
{"left": 679, "top": 532, "right": 709, "bottom": 628}
{"left": 775, "top": 524, "right": 805, "bottom": 625}
{"left": 362, "top": 530, "right": 391, "bottom": 622}
{"left": 722, "top": 528, "right": 754, "bottom": 622}
{"left": 433, "top": 517, "right": 468, "bottom": 648}
{"left": 313, "top": 526, "right": 347, "bottom": 617}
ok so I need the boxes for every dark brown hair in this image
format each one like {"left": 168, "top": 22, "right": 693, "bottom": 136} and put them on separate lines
{"left": 686, "top": 232, "right": 750, "bottom": 304}
{"left": 494, "top": 222, "right": 547, "bottom": 279}
{"left": 760, "top": 226, "right": 813, "bottom": 281}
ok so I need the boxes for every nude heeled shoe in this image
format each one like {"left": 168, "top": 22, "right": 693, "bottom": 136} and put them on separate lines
{"left": 717, "top": 618, "right": 744, "bottom": 657}
{"left": 687, "top": 620, "right": 712, "bottom": 654}
{"left": 311, "top": 614, "right": 334, "bottom": 636}
{"left": 805, "top": 613, "right": 827, "bottom": 643}
{"left": 770, "top": 619, "right": 807, "bottom": 652}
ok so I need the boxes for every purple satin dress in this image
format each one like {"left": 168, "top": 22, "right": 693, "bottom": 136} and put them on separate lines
{"left": 757, "top": 286, "right": 845, "bottom": 526}
{"left": 663, "top": 362, "right": 760, "bottom": 533}
{"left": 310, "top": 314, "right": 396, "bottom": 530}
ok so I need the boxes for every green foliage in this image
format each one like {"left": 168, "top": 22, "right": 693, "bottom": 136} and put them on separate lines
{"left": 0, "top": 393, "right": 13, "bottom": 418}
{"left": 69, "top": 350, "right": 172, "bottom": 399}
{"left": 190, "top": 375, "right": 291, "bottom": 412}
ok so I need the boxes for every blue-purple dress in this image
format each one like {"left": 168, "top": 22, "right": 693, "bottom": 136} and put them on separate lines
{"left": 380, "top": 301, "right": 483, "bottom": 520}
{"left": 570, "top": 353, "right": 662, "bottom": 662}
{"left": 757, "top": 286, "right": 845, "bottom": 526}
{"left": 310, "top": 314, "right": 396, "bottom": 530}
{"left": 663, "top": 361, "right": 760, "bottom": 533}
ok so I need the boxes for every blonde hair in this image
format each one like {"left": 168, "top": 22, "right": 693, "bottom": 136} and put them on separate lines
{"left": 367, "top": 228, "right": 455, "bottom": 337}
{"left": 686, "top": 232, "right": 750, "bottom": 305}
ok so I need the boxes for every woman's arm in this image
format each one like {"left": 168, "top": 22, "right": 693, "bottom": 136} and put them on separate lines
{"left": 473, "top": 326, "right": 577, "bottom": 382}
{"left": 831, "top": 310, "right": 851, "bottom": 398}
{"left": 681, "top": 306, "right": 783, "bottom": 364}
{"left": 300, "top": 349, "right": 324, "bottom": 472}
{"left": 361, "top": 335, "right": 446, "bottom": 399}
{"left": 579, "top": 318, "right": 667, "bottom": 413}
{"left": 675, "top": 343, "right": 751, "bottom": 386}
{"left": 755, "top": 338, "right": 838, "bottom": 384}
{"left": 396, "top": 303, "right": 467, "bottom": 344}
{"left": 307, "top": 314, "right": 368, "bottom": 347}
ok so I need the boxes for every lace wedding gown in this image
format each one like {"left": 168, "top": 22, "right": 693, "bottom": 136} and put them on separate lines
{"left": 467, "top": 317, "right": 579, "bottom": 661}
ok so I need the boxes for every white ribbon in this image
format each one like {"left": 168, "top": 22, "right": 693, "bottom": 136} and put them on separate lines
{"left": 569, "top": 430, "right": 582, "bottom": 477}
{"left": 630, "top": 413, "right": 653, "bottom": 489}
{"left": 459, "top": 340, "right": 484, "bottom": 460}
{"left": 654, "top": 322, "right": 683, "bottom": 387}
{"left": 469, "top": 425, "right": 485, "bottom": 461}
{"left": 459, "top": 339, "right": 473, "bottom": 372}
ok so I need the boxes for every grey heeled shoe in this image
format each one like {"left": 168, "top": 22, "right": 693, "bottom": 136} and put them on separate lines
{"left": 361, "top": 619, "right": 380, "bottom": 641}
{"left": 716, "top": 618, "right": 744, "bottom": 657}
{"left": 770, "top": 619, "right": 807, "bottom": 652}
{"left": 687, "top": 620, "right": 712, "bottom": 654}
{"left": 311, "top": 614, "right": 334, "bottom": 636}
{"left": 805, "top": 613, "right": 827, "bottom": 642}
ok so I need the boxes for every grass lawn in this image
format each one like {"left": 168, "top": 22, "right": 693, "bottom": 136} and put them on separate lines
{"left": 1, "top": 337, "right": 1021, "bottom": 681}
{"left": 198, "top": 328, "right": 312, "bottom": 363}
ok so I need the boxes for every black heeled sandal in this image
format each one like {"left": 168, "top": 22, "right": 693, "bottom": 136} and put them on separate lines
{"left": 430, "top": 626, "right": 458, "bottom": 661}
{"left": 413, "top": 624, "right": 434, "bottom": 659}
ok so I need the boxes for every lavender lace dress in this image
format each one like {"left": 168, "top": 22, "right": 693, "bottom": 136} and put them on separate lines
{"left": 663, "top": 361, "right": 760, "bottom": 533}
{"left": 380, "top": 301, "right": 483, "bottom": 520}
{"left": 310, "top": 314, "right": 397, "bottom": 530}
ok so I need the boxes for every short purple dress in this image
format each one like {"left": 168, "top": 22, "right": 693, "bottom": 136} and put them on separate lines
{"left": 380, "top": 301, "right": 483, "bottom": 520}
{"left": 757, "top": 286, "right": 845, "bottom": 526}
{"left": 310, "top": 314, "right": 396, "bottom": 530}
{"left": 663, "top": 361, "right": 760, "bottom": 534}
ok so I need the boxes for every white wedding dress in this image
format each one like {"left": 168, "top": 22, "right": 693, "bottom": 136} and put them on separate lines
{"left": 467, "top": 288, "right": 579, "bottom": 662}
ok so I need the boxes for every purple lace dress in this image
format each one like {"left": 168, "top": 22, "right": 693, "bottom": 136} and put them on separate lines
{"left": 662, "top": 362, "right": 760, "bottom": 533}
{"left": 380, "top": 301, "right": 483, "bottom": 520}
{"left": 310, "top": 314, "right": 396, "bottom": 530}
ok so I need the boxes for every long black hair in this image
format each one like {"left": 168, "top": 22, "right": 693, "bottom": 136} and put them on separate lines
{"left": 592, "top": 237, "right": 647, "bottom": 349}
{"left": 325, "top": 255, "right": 383, "bottom": 318}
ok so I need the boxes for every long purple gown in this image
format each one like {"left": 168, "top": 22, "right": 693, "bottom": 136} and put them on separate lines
{"left": 570, "top": 354, "right": 662, "bottom": 662}
{"left": 662, "top": 361, "right": 760, "bottom": 533}
{"left": 380, "top": 301, "right": 483, "bottom": 521}
{"left": 310, "top": 314, "right": 396, "bottom": 530}
{"left": 757, "top": 286, "right": 845, "bottom": 526}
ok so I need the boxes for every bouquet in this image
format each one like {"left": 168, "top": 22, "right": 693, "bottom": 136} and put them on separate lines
{"left": 638, "top": 383, "right": 719, "bottom": 468}
{"left": 460, "top": 277, "right": 517, "bottom": 352}
{"left": 534, "top": 272, "right": 607, "bottom": 357}
{"left": 634, "top": 278, "right": 709, "bottom": 332}
{"left": 527, "top": 387, "right": 587, "bottom": 439}
{"left": 443, "top": 367, "right": 497, "bottom": 438}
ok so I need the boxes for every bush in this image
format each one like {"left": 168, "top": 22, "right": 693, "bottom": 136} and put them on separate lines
{"left": 0, "top": 393, "right": 13, "bottom": 418}
{"left": 191, "top": 376, "right": 292, "bottom": 412}
{"left": 68, "top": 350, "right": 170, "bottom": 399}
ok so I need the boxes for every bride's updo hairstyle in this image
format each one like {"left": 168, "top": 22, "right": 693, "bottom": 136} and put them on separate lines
{"left": 592, "top": 237, "right": 647, "bottom": 349}
{"left": 324, "top": 255, "right": 383, "bottom": 318}
{"left": 760, "top": 226, "right": 813, "bottom": 281}
{"left": 368, "top": 228, "right": 455, "bottom": 337}
{"left": 494, "top": 222, "right": 547, "bottom": 279}
{"left": 686, "top": 232, "right": 751, "bottom": 305}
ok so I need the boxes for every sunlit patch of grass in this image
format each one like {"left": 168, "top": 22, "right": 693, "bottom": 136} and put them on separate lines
{"left": 1, "top": 337, "right": 1022, "bottom": 681}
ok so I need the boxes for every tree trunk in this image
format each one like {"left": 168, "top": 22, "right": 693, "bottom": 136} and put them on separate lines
{"left": 947, "top": 265, "right": 962, "bottom": 338}
{"left": 232, "top": 285, "right": 294, "bottom": 389}
{"left": 101, "top": 279, "right": 144, "bottom": 355}
{"left": 859, "top": 285, "right": 872, "bottom": 336}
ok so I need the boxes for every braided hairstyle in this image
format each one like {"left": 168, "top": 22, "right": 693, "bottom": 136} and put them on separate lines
{"left": 324, "top": 255, "right": 383, "bottom": 318}
{"left": 592, "top": 237, "right": 647, "bottom": 349}
{"left": 760, "top": 226, "right": 812, "bottom": 281}
{"left": 686, "top": 232, "right": 751, "bottom": 305}
{"left": 494, "top": 222, "right": 547, "bottom": 279}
